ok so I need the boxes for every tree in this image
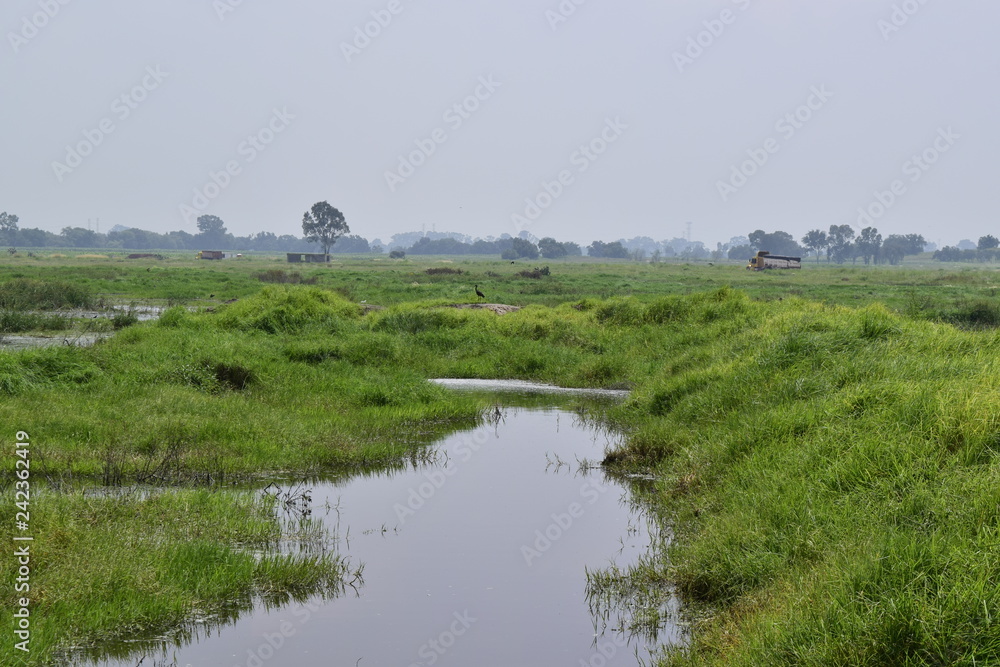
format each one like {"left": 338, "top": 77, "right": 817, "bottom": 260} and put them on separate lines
{"left": 881, "top": 234, "right": 927, "bottom": 265}
{"left": 538, "top": 237, "right": 568, "bottom": 259}
{"left": 587, "top": 240, "right": 629, "bottom": 259}
{"left": 196, "top": 214, "right": 229, "bottom": 248}
{"left": 60, "top": 226, "right": 100, "bottom": 248}
{"left": 0, "top": 212, "right": 19, "bottom": 244}
{"left": 408, "top": 237, "right": 470, "bottom": 255}
{"left": 330, "top": 234, "right": 371, "bottom": 254}
{"left": 855, "top": 227, "right": 882, "bottom": 265}
{"left": 748, "top": 230, "right": 802, "bottom": 257}
{"left": 728, "top": 244, "right": 752, "bottom": 261}
{"left": 979, "top": 235, "right": 999, "bottom": 250}
{"left": 302, "top": 201, "right": 349, "bottom": 255}
{"left": 827, "top": 225, "right": 856, "bottom": 264}
{"left": 17, "top": 228, "right": 51, "bottom": 247}
{"left": 801, "top": 229, "right": 828, "bottom": 262}
{"left": 500, "top": 237, "right": 539, "bottom": 260}
{"left": 196, "top": 214, "right": 225, "bottom": 235}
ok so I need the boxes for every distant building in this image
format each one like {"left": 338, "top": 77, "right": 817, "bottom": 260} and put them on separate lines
{"left": 287, "top": 253, "right": 331, "bottom": 263}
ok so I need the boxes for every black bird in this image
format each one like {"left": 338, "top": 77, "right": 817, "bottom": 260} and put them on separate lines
{"left": 475, "top": 285, "right": 485, "bottom": 302}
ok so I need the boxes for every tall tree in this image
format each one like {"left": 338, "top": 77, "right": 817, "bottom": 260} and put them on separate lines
{"left": 827, "top": 225, "right": 856, "bottom": 264}
{"left": 855, "top": 227, "right": 883, "bottom": 265}
{"left": 0, "top": 211, "right": 18, "bottom": 245}
{"left": 978, "top": 235, "right": 999, "bottom": 250}
{"left": 881, "top": 234, "right": 925, "bottom": 265}
{"left": 302, "top": 201, "right": 349, "bottom": 255}
{"left": 801, "top": 229, "right": 828, "bottom": 262}
{"left": 196, "top": 214, "right": 229, "bottom": 248}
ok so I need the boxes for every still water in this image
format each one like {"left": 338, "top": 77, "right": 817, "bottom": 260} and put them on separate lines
{"left": 80, "top": 392, "right": 679, "bottom": 666}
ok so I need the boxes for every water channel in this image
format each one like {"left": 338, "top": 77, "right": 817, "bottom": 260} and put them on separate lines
{"left": 74, "top": 384, "right": 680, "bottom": 666}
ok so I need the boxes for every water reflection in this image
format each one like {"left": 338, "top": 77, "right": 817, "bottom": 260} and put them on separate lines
{"left": 71, "top": 395, "right": 680, "bottom": 666}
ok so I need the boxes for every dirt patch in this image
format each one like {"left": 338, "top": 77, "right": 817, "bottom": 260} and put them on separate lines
{"left": 448, "top": 303, "right": 521, "bottom": 315}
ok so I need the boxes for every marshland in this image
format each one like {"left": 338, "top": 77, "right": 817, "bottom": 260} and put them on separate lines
{"left": 4, "top": 252, "right": 1000, "bottom": 665}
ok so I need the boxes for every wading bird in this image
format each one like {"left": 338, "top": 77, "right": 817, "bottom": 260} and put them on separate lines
{"left": 475, "top": 285, "right": 485, "bottom": 302}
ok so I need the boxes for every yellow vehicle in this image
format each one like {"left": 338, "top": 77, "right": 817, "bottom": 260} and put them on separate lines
{"left": 747, "top": 250, "right": 801, "bottom": 270}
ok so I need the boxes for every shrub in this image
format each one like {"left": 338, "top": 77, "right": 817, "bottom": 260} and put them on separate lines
{"left": 517, "top": 266, "right": 550, "bottom": 279}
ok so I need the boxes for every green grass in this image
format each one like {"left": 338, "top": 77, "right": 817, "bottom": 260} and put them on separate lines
{"left": 595, "top": 296, "right": 1000, "bottom": 664}
{"left": 5, "top": 250, "right": 1000, "bottom": 314}
{"left": 5, "top": 254, "right": 1000, "bottom": 664}
{"left": 0, "top": 278, "right": 92, "bottom": 310}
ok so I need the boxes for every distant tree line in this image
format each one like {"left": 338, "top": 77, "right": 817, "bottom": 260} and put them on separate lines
{"left": 725, "top": 226, "right": 929, "bottom": 266}
{"left": 404, "top": 235, "right": 583, "bottom": 260}
{"left": 6, "top": 208, "right": 976, "bottom": 265}
{"left": 0, "top": 211, "right": 374, "bottom": 254}
{"left": 933, "top": 235, "right": 1000, "bottom": 262}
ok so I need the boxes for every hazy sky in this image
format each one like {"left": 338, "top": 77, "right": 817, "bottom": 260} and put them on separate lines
{"left": 2, "top": 0, "right": 996, "bottom": 247}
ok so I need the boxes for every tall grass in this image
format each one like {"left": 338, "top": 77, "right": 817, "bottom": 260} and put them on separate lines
{"left": 0, "top": 278, "right": 92, "bottom": 309}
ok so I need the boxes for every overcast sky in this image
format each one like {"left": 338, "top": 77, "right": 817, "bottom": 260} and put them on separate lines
{"left": 2, "top": 0, "right": 996, "bottom": 247}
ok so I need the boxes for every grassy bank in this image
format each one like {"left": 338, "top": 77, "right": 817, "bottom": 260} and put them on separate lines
{"left": 4, "top": 259, "right": 1000, "bottom": 663}
{"left": 596, "top": 292, "right": 1000, "bottom": 664}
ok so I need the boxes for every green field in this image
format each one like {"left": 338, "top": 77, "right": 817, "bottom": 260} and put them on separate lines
{"left": 4, "top": 252, "right": 1000, "bottom": 665}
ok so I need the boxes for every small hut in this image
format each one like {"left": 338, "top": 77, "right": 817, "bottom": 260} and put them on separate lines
{"left": 286, "top": 253, "right": 331, "bottom": 263}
